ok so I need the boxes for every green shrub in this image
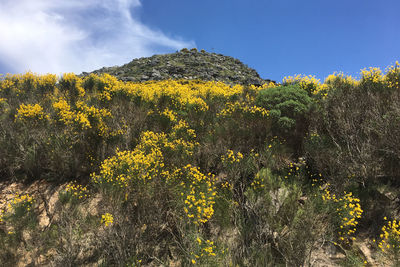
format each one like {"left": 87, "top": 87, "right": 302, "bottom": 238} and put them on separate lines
{"left": 256, "top": 84, "right": 312, "bottom": 156}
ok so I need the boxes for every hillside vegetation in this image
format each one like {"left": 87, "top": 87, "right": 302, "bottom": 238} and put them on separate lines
{"left": 0, "top": 59, "right": 400, "bottom": 266}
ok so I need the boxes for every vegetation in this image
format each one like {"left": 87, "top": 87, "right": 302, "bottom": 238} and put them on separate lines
{"left": 0, "top": 60, "right": 399, "bottom": 266}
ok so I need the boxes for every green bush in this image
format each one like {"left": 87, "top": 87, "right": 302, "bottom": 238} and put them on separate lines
{"left": 256, "top": 85, "right": 312, "bottom": 156}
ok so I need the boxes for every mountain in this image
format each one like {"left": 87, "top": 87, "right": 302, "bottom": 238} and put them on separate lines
{"left": 85, "top": 48, "right": 274, "bottom": 85}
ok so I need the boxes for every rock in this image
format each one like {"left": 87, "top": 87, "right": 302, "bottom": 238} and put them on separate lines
{"left": 270, "top": 187, "right": 289, "bottom": 214}
{"left": 151, "top": 69, "right": 162, "bottom": 80}
{"left": 355, "top": 241, "right": 378, "bottom": 266}
{"left": 123, "top": 77, "right": 136, "bottom": 82}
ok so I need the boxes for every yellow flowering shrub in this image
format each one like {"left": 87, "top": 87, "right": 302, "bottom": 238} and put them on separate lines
{"left": 92, "top": 120, "right": 200, "bottom": 191}
{"left": 59, "top": 73, "right": 85, "bottom": 97}
{"left": 377, "top": 219, "right": 400, "bottom": 259}
{"left": 0, "top": 97, "right": 8, "bottom": 111}
{"left": 102, "top": 79, "right": 244, "bottom": 111}
{"left": 101, "top": 213, "right": 114, "bottom": 227}
{"left": 1, "top": 73, "right": 31, "bottom": 96}
{"left": 95, "top": 73, "right": 120, "bottom": 101}
{"left": 0, "top": 209, "right": 4, "bottom": 224}
{"left": 179, "top": 164, "right": 216, "bottom": 225}
{"left": 384, "top": 61, "right": 400, "bottom": 89}
{"left": 52, "top": 99, "right": 113, "bottom": 134}
{"left": 1, "top": 72, "right": 56, "bottom": 97}
{"left": 166, "top": 120, "right": 199, "bottom": 157}
{"left": 258, "top": 81, "right": 277, "bottom": 90}
{"left": 6, "top": 193, "right": 34, "bottom": 212}
{"left": 191, "top": 237, "right": 218, "bottom": 264}
{"left": 219, "top": 181, "right": 232, "bottom": 190}
{"left": 91, "top": 145, "right": 164, "bottom": 194}
{"left": 0, "top": 77, "right": 15, "bottom": 92}
{"left": 3, "top": 193, "right": 35, "bottom": 226}
{"left": 52, "top": 99, "right": 75, "bottom": 125}
{"left": 61, "top": 181, "right": 90, "bottom": 201}
{"left": 308, "top": 73, "right": 354, "bottom": 98}
{"left": 160, "top": 108, "right": 178, "bottom": 123}
{"left": 324, "top": 73, "right": 358, "bottom": 87}
{"left": 15, "top": 103, "right": 45, "bottom": 122}
{"left": 52, "top": 99, "right": 91, "bottom": 129}
{"left": 37, "top": 74, "right": 57, "bottom": 93}
{"left": 251, "top": 171, "right": 265, "bottom": 190}
{"left": 322, "top": 189, "right": 363, "bottom": 244}
{"left": 74, "top": 111, "right": 91, "bottom": 129}
{"left": 282, "top": 72, "right": 359, "bottom": 98}
{"left": 20, "top": 72, "right": 39, "bottom": 90}
{"left": 221, "top": 149, "right": 243, "bottom": 165}
{"left": 282, "top": 161, "right": 301, "bottom": 179}
{"left": 358, "top": 67, "right": 391, "bottom": 93}
{"left": 283, "top": 74, "right": 321, "bottom": 95}
{"left": 76, "top": 101, "right": 112, "bottom": 136}
{"left": 92, "top": 128, "right": 193, "bottom": 197}
{"left": 92, "top": 124, "right": 214, "bottom": 225}
{"left": 361, "top": 67, "right": 384, "bottom": 84}
{"left": 218, "top": 102, "right": 269, "bottom": 118}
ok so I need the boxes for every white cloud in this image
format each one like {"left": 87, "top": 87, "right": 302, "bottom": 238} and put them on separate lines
{"left": 0, "top": 0, "right": 195, "bottom": 74}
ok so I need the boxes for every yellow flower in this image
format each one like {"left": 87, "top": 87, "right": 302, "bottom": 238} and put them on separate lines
{"left": 16, "top": 103, "right": 45, "bottom": 122}
{"left": 101, "top": 213, "right": 114, "bottom": 227}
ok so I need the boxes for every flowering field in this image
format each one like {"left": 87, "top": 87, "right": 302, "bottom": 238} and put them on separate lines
{"left": 0, "top": 64, "right": 400, "bottom": 265}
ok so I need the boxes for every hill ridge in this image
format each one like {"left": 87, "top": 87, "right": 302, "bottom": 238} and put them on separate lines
{"left": 85, "top": 48, "right": 274, "bottom": 85}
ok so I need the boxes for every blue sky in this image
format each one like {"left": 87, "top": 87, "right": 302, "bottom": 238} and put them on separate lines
{"left": 0, "top": 0, "right": 399, "bottom": 82}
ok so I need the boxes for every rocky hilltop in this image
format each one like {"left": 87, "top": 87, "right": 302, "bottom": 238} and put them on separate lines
{"left": 86, "top": 48, "right": 273, "bottom": 85}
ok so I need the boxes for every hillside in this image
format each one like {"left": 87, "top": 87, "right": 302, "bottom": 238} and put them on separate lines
{"left": 0, "top": 56, "right": 400, "bottom": 266}
{"left": 86, "top": 48, "right": 273, "bottom": 85}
